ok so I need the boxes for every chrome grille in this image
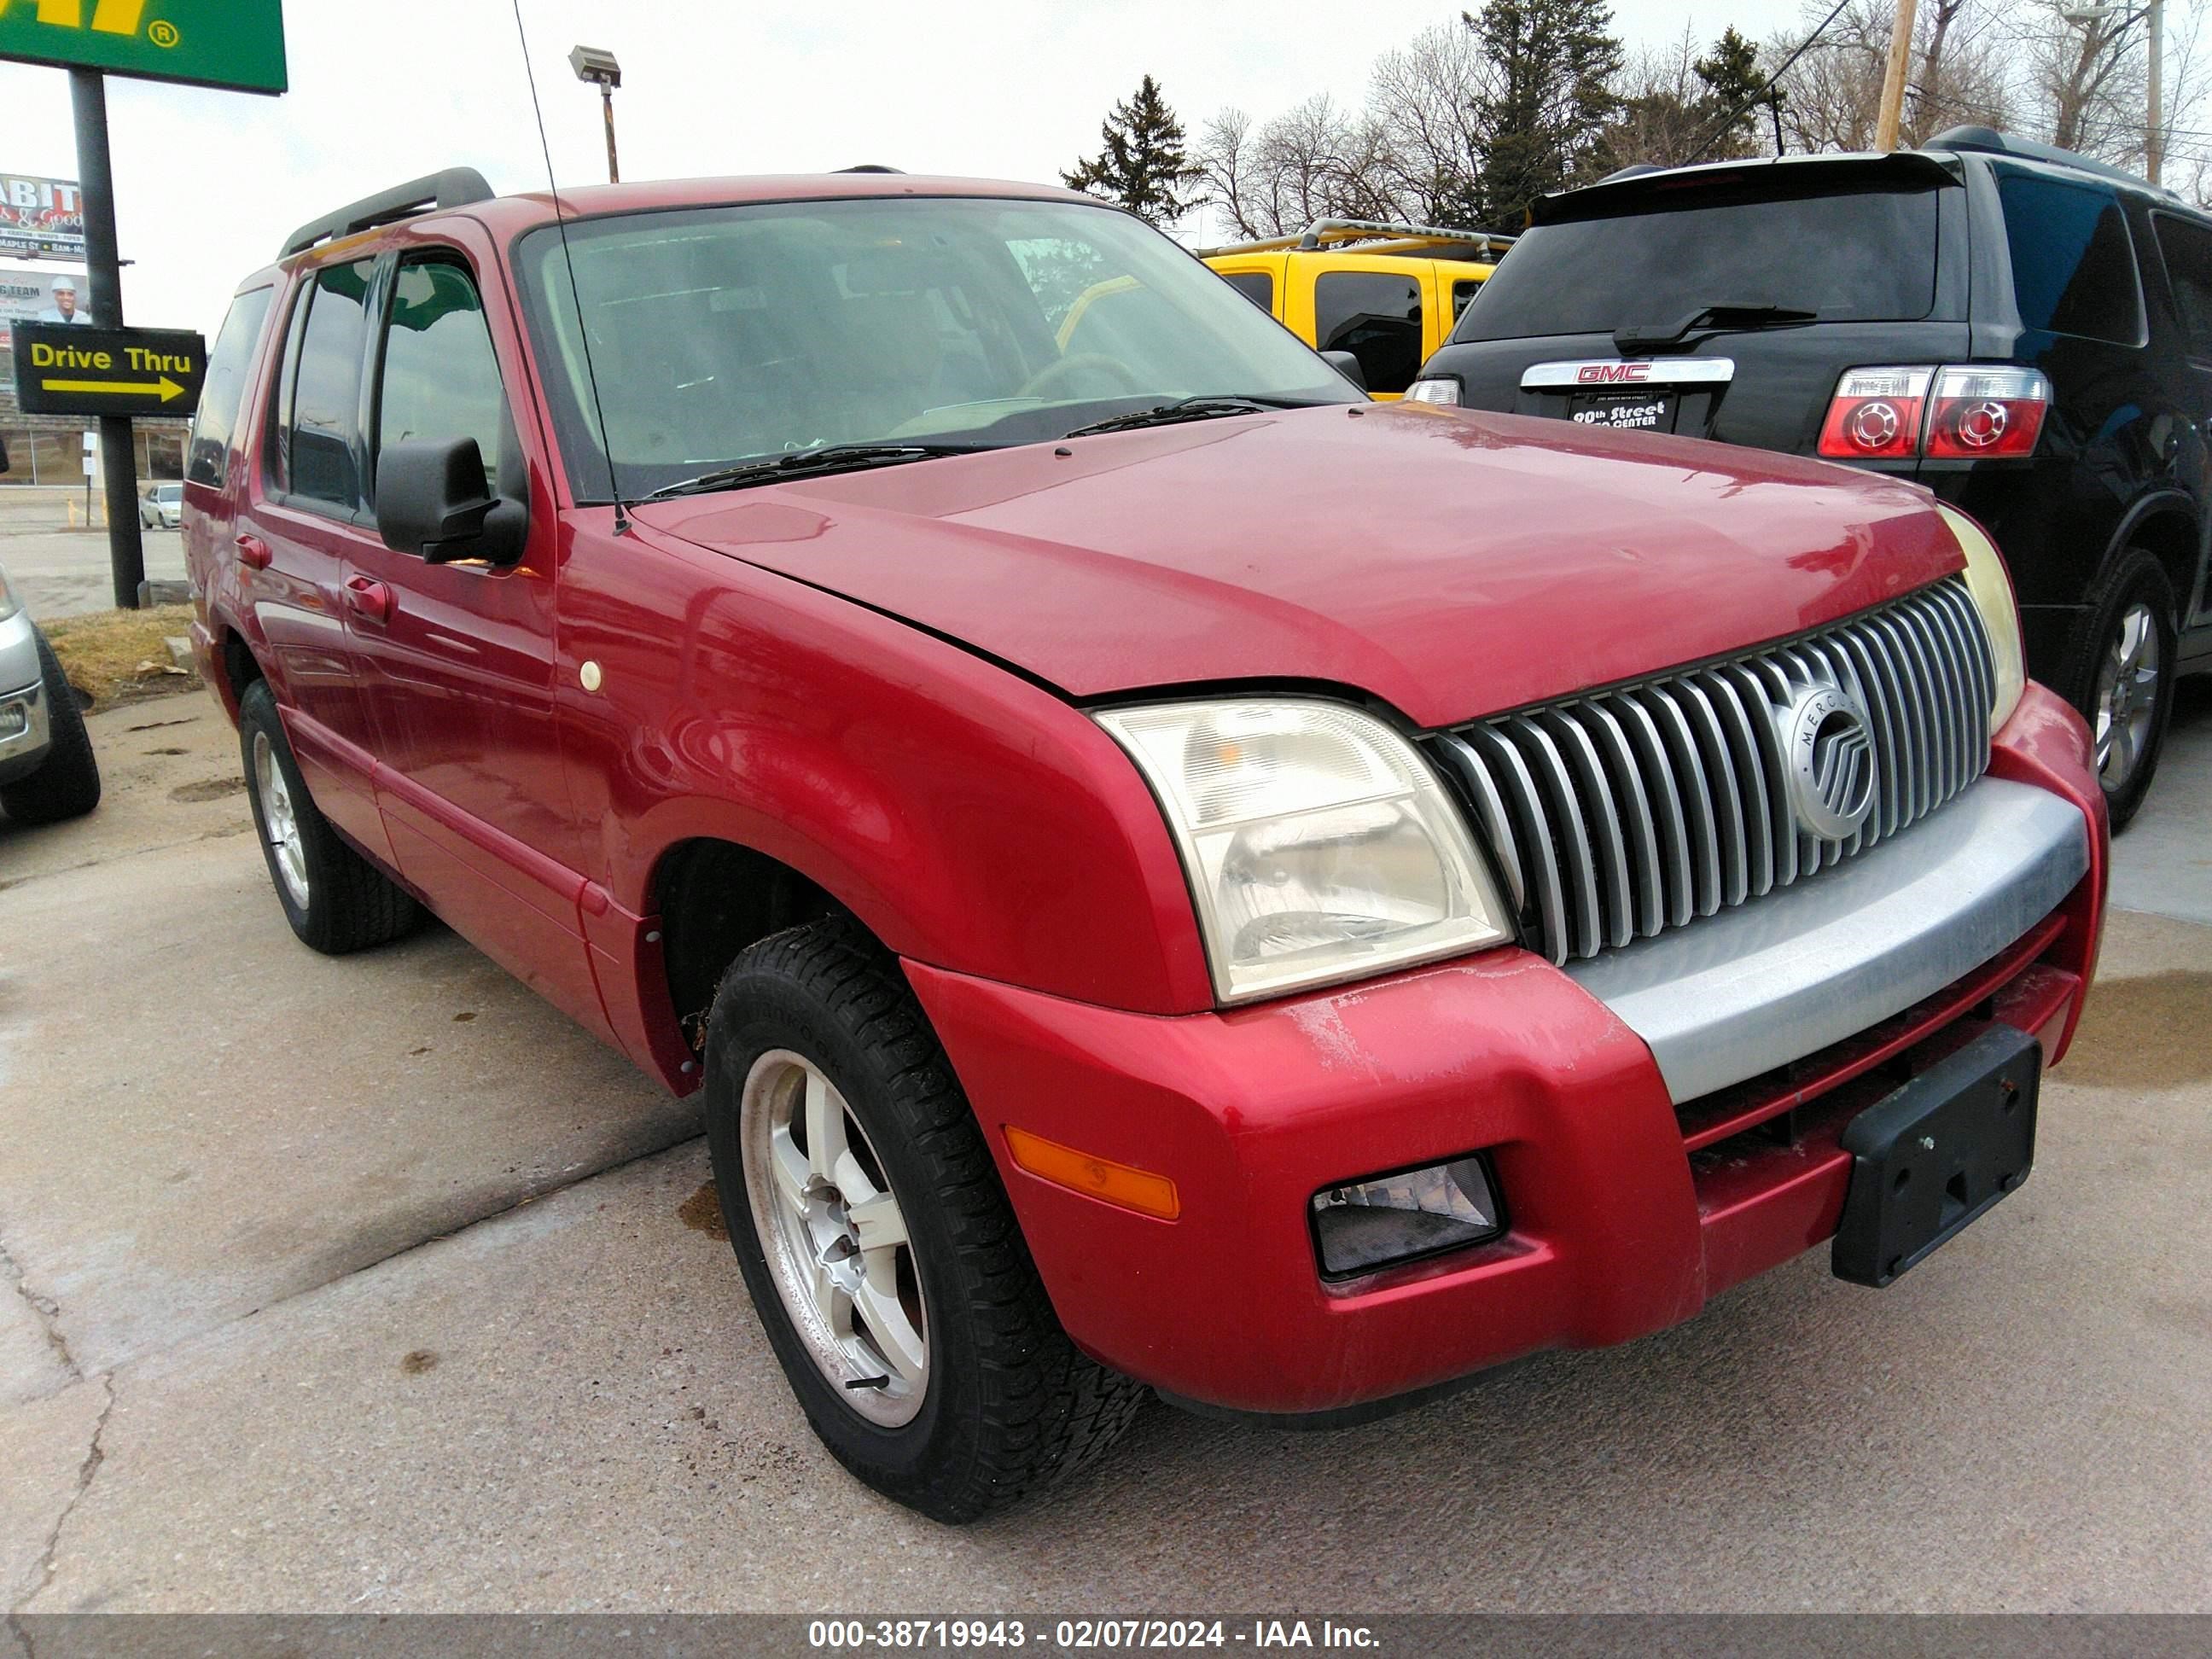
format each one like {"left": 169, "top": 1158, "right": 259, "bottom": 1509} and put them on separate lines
{"left": 1431, "top": 577, "right": 1995, "bottom": 965}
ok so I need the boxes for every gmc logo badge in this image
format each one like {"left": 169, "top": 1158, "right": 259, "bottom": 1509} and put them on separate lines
{"left": 1577, "top": 363, "right": 1653, "bottom": 384}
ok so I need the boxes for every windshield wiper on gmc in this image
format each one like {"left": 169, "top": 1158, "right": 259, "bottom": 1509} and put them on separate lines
{"left": 640, "top": 442, "right": 996, "bottom": 502}
{"left": 1059, "top": 395, "right": 1317, "bottom": 439}
{"left": 1612, "top": 303, "right": 1819, "bottom": 354}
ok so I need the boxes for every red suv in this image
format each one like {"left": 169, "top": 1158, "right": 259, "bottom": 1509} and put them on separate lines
{"left": 185, "top": 168, "right": 2107, "bottom": 1522}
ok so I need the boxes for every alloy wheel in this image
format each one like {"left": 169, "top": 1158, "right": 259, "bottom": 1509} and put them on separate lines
{"left": 2093, "top": 600, "right": 2163, "bottom": 790}
{"left": 252, "top": 731, "right": 311, "bottom": 909}
{"left": 740, "top": 1050, "right": 928, "bottom": 1427}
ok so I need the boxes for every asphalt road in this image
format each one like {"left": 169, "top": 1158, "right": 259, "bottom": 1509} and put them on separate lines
{"left": 0, "top": 683, "right": 2208, "bottom": 1615}
{"left": 0, "top": 487, "right": 189, "bottom": 620}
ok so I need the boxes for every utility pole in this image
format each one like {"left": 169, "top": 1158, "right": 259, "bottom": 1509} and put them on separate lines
{"left": 2148, "top": 0, "right": 2164, "bottom": 185}
{"left": 1874, "top": 0, "right": 1920, "bottom": 153}
{"left": 69, "top": 68, "right": 147, "bottom": 609}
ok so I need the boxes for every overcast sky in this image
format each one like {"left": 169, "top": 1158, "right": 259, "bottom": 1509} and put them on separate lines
{"left": 1, "top": 0, "right": 1805, "bottom": 340}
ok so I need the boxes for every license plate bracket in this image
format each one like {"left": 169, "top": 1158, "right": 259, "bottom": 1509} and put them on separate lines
{"left": 1832, "top": 1025, "right": 2041, "bottom": 1288}
{"left": 1566, "top": 390, "right": 1679, "bottom": 433}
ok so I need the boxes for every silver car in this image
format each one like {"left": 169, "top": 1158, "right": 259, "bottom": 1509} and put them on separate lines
{"left": 0, "top": 565, "right": 101, "bottom": 824}
{"left": 138, "top": 482, "right": 183, "bottom": 529}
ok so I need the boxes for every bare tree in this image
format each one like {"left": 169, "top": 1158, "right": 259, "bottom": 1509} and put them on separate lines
{"left": 1768, "top": 0, "right": 2009, "bottom": 154}
{"left": 1367, "top": 21, "right": 1490, "bottom": 224}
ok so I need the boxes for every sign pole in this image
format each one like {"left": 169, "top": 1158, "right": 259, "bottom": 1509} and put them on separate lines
{"left": 68, "top": 66, "right": 147, "bottom": 609}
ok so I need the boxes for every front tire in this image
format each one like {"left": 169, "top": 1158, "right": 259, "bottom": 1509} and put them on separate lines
{"left": 0, "top": 629, "right": 100, "bottom": 825}
{"left": 703, "top": 917, "right": 1144, "bottom": 1522}
{"left": 236, "top": 679, "right": 420, "bottom": 953}
{"left": 2058, "top": 546, "right": 2176, "bottom": 832}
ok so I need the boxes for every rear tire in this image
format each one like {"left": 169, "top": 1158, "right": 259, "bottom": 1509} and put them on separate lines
{"left": 236, "top": 678, "right": 420, "bottom": 953}
{"left": 703, "top": 917, "right": 1144, "bottom": 1522}
{"left": 2057, "top": 546, "right": 2176, "bottom": 833}
{"left": 0, "top": 629, "right": 101, "bottom": 825}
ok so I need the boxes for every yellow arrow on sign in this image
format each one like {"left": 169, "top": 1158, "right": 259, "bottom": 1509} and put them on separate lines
{"left": 39, "top": 375, "right": 184, "bottom": 402}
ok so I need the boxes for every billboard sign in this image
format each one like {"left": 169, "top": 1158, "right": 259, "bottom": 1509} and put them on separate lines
{"left": 0, "top": 265, "right": 92, "bottom": 386}
{"left": 0, "top": 1, "right": 287, "bottom": 96}
{"left": 0, "top": 173, "right": 84, "bottom": 259}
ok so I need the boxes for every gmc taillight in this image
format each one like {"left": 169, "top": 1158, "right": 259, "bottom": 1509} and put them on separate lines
{"left": 1818, "top": 364, "right": 2050, "bottom": 462}
{"left": 1818, "top": 367, "right": 1930, "bottom": 459}
{"left": 1924, "top": 366, "right": 2051, "bottom": 458}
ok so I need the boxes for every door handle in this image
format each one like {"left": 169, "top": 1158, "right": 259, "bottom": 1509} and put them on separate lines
{"left": 236, "top": 533, "right": 272, "bottom": 571}
{"left": 342, "top": 576, "right": 395, "bottom": 626}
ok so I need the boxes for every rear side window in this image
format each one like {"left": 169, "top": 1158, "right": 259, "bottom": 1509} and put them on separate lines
{"left": 274, "top": 259, "right": 375, "bottom": 513}
{"left": 1220, "top": 270, "right": 1273, "bottom": 311}
{"left": 1452, "top": 278, "right": 1483, "bottom": 321}
{"left": 185, "top": 286, "right": 273, "bottom": 489}
{"left": 1458, "top": 182, "right": 1945, "bottom": 341}
{"left": 2152, "top": 212, "right": 2212, "bottom": 358}
{"left": 374, "top": 257, "right": 509, "bottom": 496}
{"left": 1315, "top": 271, "right": 1421, "bottom": 393}
{"left": 1997, "top": 171, "right": 2144, "bottom": 346}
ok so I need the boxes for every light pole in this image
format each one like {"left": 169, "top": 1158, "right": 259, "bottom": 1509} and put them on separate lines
{"left": 2061, "top": 1, "right": 2163, "bottom": 185}
{"left": 568, "top": 44, "right": 622, "bottom": 184}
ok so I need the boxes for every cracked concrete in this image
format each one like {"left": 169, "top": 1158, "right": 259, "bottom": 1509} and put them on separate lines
{"left": 0, "top": 1240, "right": 76, "bottom": 1409}
{"left": 0, "top": 1378, "right": 109, "bottom": 1615}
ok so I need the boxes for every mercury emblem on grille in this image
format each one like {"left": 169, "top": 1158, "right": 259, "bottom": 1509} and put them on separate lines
{"left": 1776, "top": 680, "right": 1877, "bottom": 840}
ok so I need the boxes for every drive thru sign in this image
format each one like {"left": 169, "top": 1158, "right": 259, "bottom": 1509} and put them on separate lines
{"left": 0, "top": 0, "right": 288, "bottom": 96}
{"left": 12, "top": 321, "right": 204, "bottom": 416}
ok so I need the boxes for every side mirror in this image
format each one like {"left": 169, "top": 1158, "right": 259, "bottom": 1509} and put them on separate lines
{"left": 375, "top": 437, "right": 527, "bottom": 565}
{"left": 1321, "top": 349, "right": 1368, "bottom": 393}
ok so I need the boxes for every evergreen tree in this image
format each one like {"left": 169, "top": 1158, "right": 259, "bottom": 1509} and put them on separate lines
{"left": 1693, "top": 26, "right": 1778, "bottom": 156}
{"left": 1464, "top": 0, "right": 1626, "bottom": 226}
{"left": 1062, "top": 75, "right": 1208, "bottom": 228}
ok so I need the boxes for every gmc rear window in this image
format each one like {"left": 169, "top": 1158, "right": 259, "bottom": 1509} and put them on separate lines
{"left": 1455, "top": 181, "right": 1946, "bottom": 342}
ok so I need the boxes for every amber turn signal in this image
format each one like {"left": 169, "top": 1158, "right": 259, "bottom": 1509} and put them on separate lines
{"left": 1002, "top": 1126, "right": 1181, "bottom": 1220}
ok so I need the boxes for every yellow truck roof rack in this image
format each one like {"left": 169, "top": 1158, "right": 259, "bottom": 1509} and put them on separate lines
{"left": 1196, "top": 218, "right": 1517, "bottom": 261}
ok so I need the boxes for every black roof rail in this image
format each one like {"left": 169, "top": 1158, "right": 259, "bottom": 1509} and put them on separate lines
{"left": 279, "top": 167, "right": 497, "bottom": 259}
{"left": 1922, "top": 125, "right": 2175, "bottom": 199}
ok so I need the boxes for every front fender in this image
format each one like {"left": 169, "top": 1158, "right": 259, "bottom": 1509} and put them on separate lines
{"left": 558, "top": 519, "right": 1214, "bottom": 1022}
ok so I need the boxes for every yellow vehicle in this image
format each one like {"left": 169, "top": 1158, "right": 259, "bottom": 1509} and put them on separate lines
{"left": 1198, "top": 219, "right": 1514, "bottom": 399}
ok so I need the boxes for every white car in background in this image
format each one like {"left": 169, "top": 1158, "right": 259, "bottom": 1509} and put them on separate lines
{"left": 0, "top": 565, "right": 101, "bottom": 824}
{"left": 139, "top": 482, "right": 184, "bottom": 529}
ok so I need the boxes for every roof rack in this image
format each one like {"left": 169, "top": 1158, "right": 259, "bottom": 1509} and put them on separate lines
{"left": 1195, "top": 217, "right": 1516, "bottom": 260}
{"left": 279, "top": 167, "right": 497, "bottom": 259}
{"left": 1921, "top": 125, "right": 2176, "bottom": 200}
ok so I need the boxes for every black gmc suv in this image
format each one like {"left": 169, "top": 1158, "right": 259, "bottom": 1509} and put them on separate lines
{"left": 1412, "top": 126, "right": 2212, "bottom": 828}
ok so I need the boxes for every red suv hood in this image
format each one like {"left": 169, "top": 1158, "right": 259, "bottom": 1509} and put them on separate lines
{"left": 636, "top": 403, "right": 1963, "bottom": 728}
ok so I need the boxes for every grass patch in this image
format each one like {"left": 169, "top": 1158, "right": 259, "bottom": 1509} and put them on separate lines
{"left": 42, "top": 603, "right": 199, "bottom": 708}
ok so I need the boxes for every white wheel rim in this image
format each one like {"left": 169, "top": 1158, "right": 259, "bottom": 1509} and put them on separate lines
{"left": 740, "top": 1050, "right": 928, "bottom": 1427}
{"left": 2093, "top": 601, "right": 2162, "bottom": 790}
{"left": 252, "top": 731, "right": 311, "bottom": 910}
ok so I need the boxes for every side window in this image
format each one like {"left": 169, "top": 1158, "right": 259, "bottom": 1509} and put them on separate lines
{"left": 1997, "top": 171, "right": 2145, "bottom": 346}
{"left": 186, "top": 286, "right": 273, "bottom": 488}
{"left": 277, "top": 259, "right": 375, "bottom": 512}
{"left": 375, "top": 257, "right": 509, "bottom": 499}
{"left": 2153, "top": 212, "right": 2212, "bottom": 358}
{"left": 1220, "top": 270, "right": 1273, "bottom": 311}
{"left": 1452, "top": 279, "right": 1484, "bottom": 322}
{"left": 1313, "top": 271, "right": 1422, "bottom": 393}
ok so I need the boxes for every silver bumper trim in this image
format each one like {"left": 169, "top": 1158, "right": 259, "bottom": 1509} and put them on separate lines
{"left": 0, "top": 675, "right": 51, "bottom": 771}
{"left": 1563, "top": 778, "right": 2090, "bottom": 1103}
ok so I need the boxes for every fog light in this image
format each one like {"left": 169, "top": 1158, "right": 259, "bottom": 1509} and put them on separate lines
{"left": 1310, "top": 1155, "right": 1503, "bottom": 1278}
{"left": 0, "top": 699, "right": 27, "bottom": 741}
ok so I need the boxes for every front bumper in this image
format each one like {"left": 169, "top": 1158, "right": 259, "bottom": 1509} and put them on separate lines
{"left": 909, "top": 684, "right": 2107, "bottom": 1417}
{"left": 0, "top": 612, "right": 52, "bottom": 787}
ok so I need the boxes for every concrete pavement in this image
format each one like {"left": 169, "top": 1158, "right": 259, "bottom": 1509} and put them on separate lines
{"left": 0, "top": 686, "right": 2208, "bottom": 1613}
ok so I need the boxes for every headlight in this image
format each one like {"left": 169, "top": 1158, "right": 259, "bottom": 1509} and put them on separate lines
{"left": 1095, "top": 699, "right": 1512, "bottom": 1003}
{"left": 0, "top": 568, "right": 19, "bottom": 624}
{"left": 1938, "top": 506, "right": 2025, "bottom": 728}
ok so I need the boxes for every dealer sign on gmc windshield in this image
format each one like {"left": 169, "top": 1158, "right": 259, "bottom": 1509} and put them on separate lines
{"left": 183, "top": 166, "right": 2107, "bottom": 1522}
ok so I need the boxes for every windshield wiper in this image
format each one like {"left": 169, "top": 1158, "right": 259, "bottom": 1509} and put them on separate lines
{"left": 640, "top": 443, "right": 992, "bottom": 502}
{"left": 1059, "top": 395, "right": 1307, "bottom": 439}
{"left": 1612, "top": 303, "right": 1819, "bottom": 353}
